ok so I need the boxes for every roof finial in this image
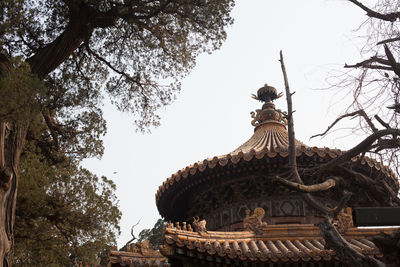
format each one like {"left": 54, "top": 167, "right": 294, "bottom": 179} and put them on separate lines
{"left": 250, "top": 84, "right": 287, "bottom": 127}
{"left": 251, "top": 84, "right": 283, "bottom": 103}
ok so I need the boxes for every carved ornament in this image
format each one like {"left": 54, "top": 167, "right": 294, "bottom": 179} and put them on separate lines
{"left": 333, "top": 207, "right": 354, "bottom": 233}
{"left": 192, "top": 216, "right": 207, "bottom": 234}
{"left": 243, "top": 207, "right": 268, "bottom": 234}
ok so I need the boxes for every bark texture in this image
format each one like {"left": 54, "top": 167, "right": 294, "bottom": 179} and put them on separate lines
{"left": 0, "top": 122, "right": 28, "bottom": 267}
{"left": 319, "top": 217, "right": 385, "bottom": 267}
{"left": 371, "top": 229, "right": 400, "bottom": 267}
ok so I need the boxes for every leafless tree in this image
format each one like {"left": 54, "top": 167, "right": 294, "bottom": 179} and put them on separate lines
{"left": 276, "top": 2, "right": 400, "bottom": 266}
{"left": 326, "top": 0, "right": 400, "bottom": 176}
{"left": 278, "top": 51, "right": 389, "bottom": 267}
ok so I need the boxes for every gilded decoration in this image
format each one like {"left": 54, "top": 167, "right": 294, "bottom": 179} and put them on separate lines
{"left": 333, "top": 207, "right": 354, "bottom": 233}
{"left": 192, "top": 216, "right": 207, "bottom": 234}
{"left": 250, "top": 105, "right": 287, "bottom": 127}
{"left": 108, "top": 242, "right": 169, "bottom": 267}
{"left": 167, "top": 220, "right": 205, "bottom": 234}
{"left": 125, "top": 240, "right": 159, "bottom": 257}
{"left": 243, "top": 207, "right": 268, "bottom": 234}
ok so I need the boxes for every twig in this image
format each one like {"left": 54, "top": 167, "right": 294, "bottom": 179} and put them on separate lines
{"left": 311, "top": 109, "right": 377, "bottom": 139}
{"left": 124, "top": 219, "right": 141, "bottom": 247}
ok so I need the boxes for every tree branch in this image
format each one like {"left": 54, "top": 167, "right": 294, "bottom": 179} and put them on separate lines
{"left": 345, "top": 56, "right": 400, "bottom": 72}
{"left": 311, "top": 109, "right": 377, "bottom": 139}
{"left": 318, "top": 215, "right": 385, "bottom": 267}
{"left": 333, "top": 191, "right": 352, "bottom": 218}
{"left": 374, "top": 115, "right": 391, "bottom": 129}
{"left": 383, "top": 44, "right": 400, "bottom": 77}
{"left": 377, "top": 36, "right": 400, "bottom": 45}
{"left": 279, "top": 51, "right": 333, "bottom": 215}
{"left": 348, "top": 0, "right": 400, "bottom": 22}
{"left": 279, "top": 51, "right": 297, "bottom": 172}
{"left": 274, "top": 176, "right": 336, "bottom": 193}
{"left": 313, "top": 128, "right": 400, "bottom": 172}
{"left": 124, "top": 219, "right": 141, "bottom": 247}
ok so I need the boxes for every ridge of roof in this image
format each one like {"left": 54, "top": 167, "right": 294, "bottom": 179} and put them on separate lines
{"left": 155, "top": 146, "right": 395, "bottom": 202}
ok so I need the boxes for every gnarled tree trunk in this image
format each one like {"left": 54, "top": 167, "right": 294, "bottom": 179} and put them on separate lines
{"left": 0, "top": 122, "right": 28, "bottom": 266}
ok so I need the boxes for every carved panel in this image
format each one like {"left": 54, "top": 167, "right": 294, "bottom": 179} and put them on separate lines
{"left": 199, "top": 196, "right": 335, "bottom": 230}
{"left": 271, "top": 198, "right": 305, "bottom": 217}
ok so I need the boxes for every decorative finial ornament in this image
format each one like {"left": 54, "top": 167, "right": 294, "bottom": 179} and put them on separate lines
{"left": 250, "top": 83, "right": 287, "bottom": 127}
{"left": 251, "top": 84, "right": 283, "bottom": 102}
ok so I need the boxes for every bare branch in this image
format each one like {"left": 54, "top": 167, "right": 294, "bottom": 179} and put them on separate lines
{"left": 279, "top": 50, "right": 297, "bottom": 172}
{"left": 371, "top": 138, "right": 400, "bottom": 153}
{"left": 347, "top": 64, "right": 393, "bottom": 71}
{"left": 315, "top": 128, "right": 400, "bottom": 171}
{"left": 384, "top": 44, "right": 400, "bottom": 77}
{"left": 348, "top": 0, "right": 400, "bottom": 22}
{"left": 318, "top": 216, "right": 385, "bottom": 266}
{"left": 124, "top": 219, "right": 141, "bottom": 247}
{"left": 374, "top": 115, "right": 391, "bottom": 129}
{"left": 345, "top": 56, "right": 400, "bottom": 72}
{"left": 332, "top": 191, "right": 352, "bottom": 218}
{"left": 311, "top": 109, "right": 377, "bottom": 139}
{"left": 377, "top": 36, "right": 400, "bottom": 45}
{"left": 337, "top": 166, "right": 398, "bottom": 205}
{"left": 274, "top": 176, "right": 336, "bottom": 193}
{"left": 279, "top": 51, "right": 332, "bottom": 216}
{"left": 344, "top": 56, "right": 380, "bottom": 68}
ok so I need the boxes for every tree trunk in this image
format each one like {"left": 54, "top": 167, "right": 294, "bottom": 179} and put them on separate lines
{"left": 318, "top": 216, "right": 385, "bottom": 267}
{"left": 27, "top": 2, "right": 97, "bottom": 80}
{"left": 0, "top": 122, "right": 28, "bottom": 267}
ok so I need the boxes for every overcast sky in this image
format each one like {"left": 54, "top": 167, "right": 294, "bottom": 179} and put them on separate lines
{"left": 83, "top": 0, "right": 371, "bottom": 247}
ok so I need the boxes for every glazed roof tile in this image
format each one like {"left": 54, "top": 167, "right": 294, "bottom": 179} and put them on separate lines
{"left": 160, "top": 224, "right": 395, "bottom": 263}
{"left": 108, "top": 242, "right": 169, "bottom": 267}
{"left": 155, "top": 145, "right": 395, "bottom": 202}
{"left": 231, "top": 121, "right": 306, "bottom": 154}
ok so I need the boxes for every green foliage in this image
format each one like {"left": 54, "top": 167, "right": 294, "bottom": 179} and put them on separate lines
{"left": 138, "top": 219, "right": 166, "bottom": 249}
{"left": 1, "top": 0, "right": 235, "bottom": 130}
{"left": 14, "top": 144, "right": 121, "bottom": 266}
{"left": 0, "top": 56, "right": 44, "bottom": 122}
{"left": 0, "top": 1, "right": 234, "bottom": 265}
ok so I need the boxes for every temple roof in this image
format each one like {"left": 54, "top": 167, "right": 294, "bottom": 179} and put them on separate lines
{"left": 155, "top": 84, "right": 398, "bottom": 218}
{"left": 231, "top": 121, "right": 306, "bottom": 154}
{"left": 156, "top": 145, "right": 395, "bottom": 204}
{"left": 160, "top": 222, "right": 395, "bottom": 264}
{"left": 108, "top": 241, "right": 169, "bottom": 267}
{"left": 232, "top": 84, "right": 306, "bottom": 153}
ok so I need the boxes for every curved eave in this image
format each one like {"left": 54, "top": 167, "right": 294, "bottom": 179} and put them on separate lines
{"left": 161, "top": 224, "right": 394, "bottom": 263}
{"left": 155, "top": 146, "right": 397, "bottom": 216}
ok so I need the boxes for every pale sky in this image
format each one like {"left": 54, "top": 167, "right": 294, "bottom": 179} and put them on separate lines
{"left": 83, "top": 0, "right": 371, "bottom": 247}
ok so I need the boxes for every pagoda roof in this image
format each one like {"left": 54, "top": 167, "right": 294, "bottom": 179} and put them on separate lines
{"left": 155, "top": 84, "right": 398, "bottom": 220}
{"left": 108, "top": 241, "right": 169, "bottom": 267}
{"left": 159, "top": 223, "right": 396, "bottom": 264}
{"left": 155, "top": 145, "right": 394, "bottom": 203}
